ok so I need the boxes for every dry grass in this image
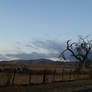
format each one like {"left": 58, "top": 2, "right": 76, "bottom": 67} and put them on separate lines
{"left": 0, "top": 64, "right": 91, "bottom": 85}
{"left": 0, "top": 80, "right": 92, "bottom": 92}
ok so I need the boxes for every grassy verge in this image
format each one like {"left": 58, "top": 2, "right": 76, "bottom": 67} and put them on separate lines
{"left": 0, "top": 80, "right": 92, "bottom": 92}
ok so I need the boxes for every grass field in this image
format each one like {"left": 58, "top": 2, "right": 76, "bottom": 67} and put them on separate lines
{"left": 0, "top": 79, "right": 92, "bottom": 92}
{"left": 0, "top": 64, "right": 91, "bottom": 85}
{"left": 0, "top": 64, "right": 92, "bottom": 92}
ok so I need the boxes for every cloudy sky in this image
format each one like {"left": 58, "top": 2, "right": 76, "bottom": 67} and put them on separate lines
{"left": 0, "top": 0, "right": 92, "bottom": 60}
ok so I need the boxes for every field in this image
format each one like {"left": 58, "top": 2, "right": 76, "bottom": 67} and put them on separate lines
{"left": 0, "top": 64, "right": 92, "bottom": 92}
{"left": 0, "top": 64, "right": 75, "bottom": 85}
{"left": 0, "top": 79, "right": 92, "bottom": 92}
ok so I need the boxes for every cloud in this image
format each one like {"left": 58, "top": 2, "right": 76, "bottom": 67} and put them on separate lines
{"left": 0, "top": 39, "right": 65, "bottom": 60}
{"left": 0, "top": 54, "right": 11, "bottom": 61}
{"left": 6, "top": 52, "right": 58, "bottom": 60}
{"left": 26, "top": 39, "right": 65, "bottom": 54}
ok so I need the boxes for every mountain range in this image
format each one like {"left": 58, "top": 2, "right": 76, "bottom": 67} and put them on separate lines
{"left": 0, "top": 58, "right": 78, "bottom": 66}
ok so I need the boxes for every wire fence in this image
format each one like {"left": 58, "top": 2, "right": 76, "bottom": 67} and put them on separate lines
{"left": 0, "top": 69, "right": 91, "bottom": 86}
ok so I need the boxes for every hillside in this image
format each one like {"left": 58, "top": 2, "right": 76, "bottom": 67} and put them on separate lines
{"left": 0, "top": 59, "right": 78, "bottom": 66}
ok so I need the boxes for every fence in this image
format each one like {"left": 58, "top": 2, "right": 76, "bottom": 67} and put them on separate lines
{"left": 0, "top": 69, "right": 91, "bottom": 86}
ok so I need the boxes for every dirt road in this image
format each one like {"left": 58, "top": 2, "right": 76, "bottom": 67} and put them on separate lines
{"left": 0, "top": 80, "right": 92, "bottom": 92}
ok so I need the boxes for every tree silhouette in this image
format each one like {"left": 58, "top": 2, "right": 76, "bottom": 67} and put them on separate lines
{"left": 59, "top": 36, "right": 92, "bottom": 70}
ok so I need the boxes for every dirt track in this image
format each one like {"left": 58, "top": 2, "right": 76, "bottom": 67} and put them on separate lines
{"left": 0, "top": 80, "right": 92, "bottom": 92}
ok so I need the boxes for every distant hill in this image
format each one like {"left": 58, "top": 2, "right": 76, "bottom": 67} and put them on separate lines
{"left": 0, "top": 58, "right": 78, "bottom": 66}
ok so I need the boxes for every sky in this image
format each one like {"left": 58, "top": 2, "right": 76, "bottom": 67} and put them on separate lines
{"left": 0, "top": 0, "right": 92, "bottom": 60}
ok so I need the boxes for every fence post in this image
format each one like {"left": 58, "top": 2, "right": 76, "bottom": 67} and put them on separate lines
{"left": 89, "top": 70, "right": 91, "bottom": 79}
{"left": 6, "top": 72, "right": 12, "bottom": 86}
{"left": 11, "top": 69, "right": 16, "bottom": 85}
{"left": 69, "top": 70, "right": 72, "bottom": 80}
{"left": 53, "top": 70, "right": 56, "bottom": 82}
{"left": 42, "top": 70, "right": 46, "bottom": 83}
{"left": 29, "top": 70, "right": 32, "bottom": 85}
{"left": 62, "top": 69, "right": 64, "bottom": 81}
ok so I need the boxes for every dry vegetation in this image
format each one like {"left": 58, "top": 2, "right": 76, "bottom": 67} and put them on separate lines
{"left": 0, "top": 64, "right": 91, "bottom": 92}
{"left": 0, "top": 79, "right": 92, "bottom": 92}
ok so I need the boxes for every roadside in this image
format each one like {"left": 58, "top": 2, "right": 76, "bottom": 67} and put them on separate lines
{"left": 0, "top": 80, "right": 92, "bottom": 92}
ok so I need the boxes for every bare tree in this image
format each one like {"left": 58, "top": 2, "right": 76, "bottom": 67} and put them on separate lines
{"left": 58, "top": 36, "right": 92, "bottom": 70}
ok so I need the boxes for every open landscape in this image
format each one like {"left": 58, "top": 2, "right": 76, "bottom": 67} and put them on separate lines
{"left": 0, "top": 60, "right": 91, "bottom": 92}
{"left": 0, "top": 63, "right": 92, "bottom": 92}
{"left": 1, "top": 0, "right": 92, "bottom": 92}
